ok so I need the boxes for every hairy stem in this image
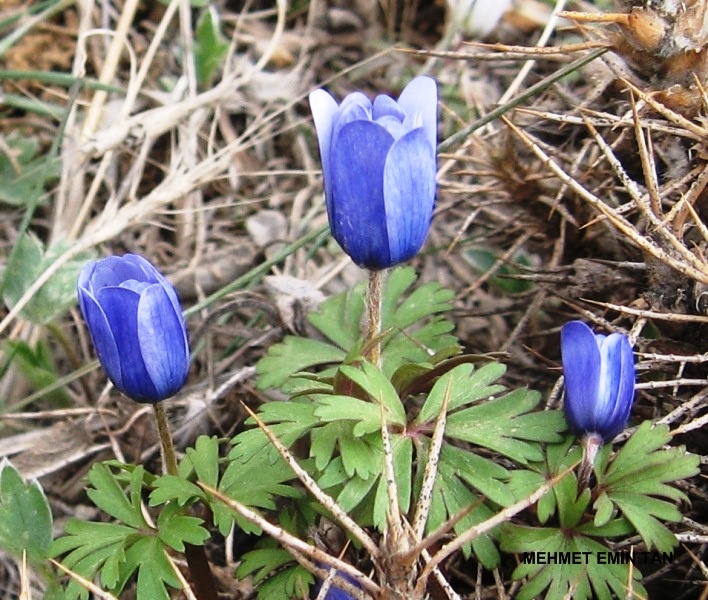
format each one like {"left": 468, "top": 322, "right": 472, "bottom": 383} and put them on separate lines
{"left": 365, "top": 269, "right": 384, "bottom": 366}
{"left": 577, "top": 432, "right": 603, "bottom": 490}
{"left": 152, "top": 402, "right": 218, "bottom": 600}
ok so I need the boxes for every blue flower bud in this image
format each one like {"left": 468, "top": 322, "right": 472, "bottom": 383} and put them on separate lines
{"left": 560, "top": 320, "right": 635, "bottom": 442}
{"left": 309, "top": 76, "right": 438, "bottom": 270}
{"left": 312, "top": 568, "right": 362, "bottom": 600}
{"left": 77, "top": 254, "right": 190, "bottom": 403}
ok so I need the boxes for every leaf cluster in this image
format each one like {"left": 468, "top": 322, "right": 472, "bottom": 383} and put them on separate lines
{"left": 230, "top": 268, "right": 569, "bottom": 594}
{"left": 501, "top": 422, "right": 699, "bottom": 599}
{"left": 51, "top": 463, "right": 208, "bottom": 600}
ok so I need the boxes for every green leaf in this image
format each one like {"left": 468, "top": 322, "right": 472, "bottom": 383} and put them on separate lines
{"left": 313, "top": 395, "right": 385, "bottom": 437}
{"left": 51, "top": 462, "right": 185, "bottom": 598}
{"left": 597, "top": 422, "right": 699, "bottom": 552}
{"left": 373, "top": 435, "right": 412, "bottom": 524}
{"left": 50, "top": 520, "right": 136, "bottom": 559}
{"left": 231, "top": 399, "right": 320, "bottom": 467}
{"left": 337, "top": 362, "right": 406, "bottom": 426}
{"left": 0, "top": 459, "right": 53, "bottom": 564}
{"left": 381, "top": 268, "right": 455, "bottom": 340}
{"left": 307, "top": 278, "right": 366, "bottom": 351}
{"left": 0, "top": 132, "right": 58, "bottom": 207}
{"left": 310, "top": 420, "right": 380, "bottom": 479}
{"left": 51, "top": 520, "right": 138, "bottom": 599}
{"left": 437, "top": 444, "right": 514, "bottom": 507}
{"left": 236, "top": 546, "right": 298, "bottom": 584}
{"left": 552, "top": 471, "right": 590, "bottom": 529}
{"left": 233, "top": 519, "right": 314, "bottom": 599}
{"left": 324, "top": 458, "right": 378, "bottom": 513}
{"left": 256, "top": 336, "right": 346, "bottom": 390}
{"left": 126, "top": 537, "right": 180, "bottom": 600}
{"left": 446, "top": 388, "right": 566, "bottom": 463}
{"left": 603, "top": 421, "right": 671, "bottom": 480}
{"left": 184, "top": 435, "right": 220, "bottom": 489}
{"left": 342, "top": 433, "right": 379, "bottom": 481}
{"left": 415, "top": 362, "right": 507, "bottom": 425}
{"left": 253, "top": 563, "right": 313, "bottom": 600}
{"left": 3, "top": 339, "right": 71, "bottom": 403}
{"left": 3, "top": 233, "right": 95, "bottom": 323}
{"left": 218, "top": 446, "right": 301, "bottom": 535}
{"left": 194, "top": 6, "right": 230, "bottom": 87}
{"left": 85, "top": 463, "right": 148, "bottom": 529}
{"left": 53, "top": 505, "right": 183, "bottom": 599}
{"left": 150, "top": 475, "right": 205, "bottom": 507}
{"left": 157, "top": 503, "right": 210, "bottom": 552}
{"left": 434, "top": 461, "right": 499, "bottom": 565}
{"left": 593, "top": 492, "right": 614, "bottom": 528}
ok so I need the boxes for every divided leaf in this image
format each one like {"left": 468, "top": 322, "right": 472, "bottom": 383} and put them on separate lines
{"left": 52, "top": 463, "right": 194, "bottom": 600}
{"left": 257, "top": 266, "right": 455, "bottom": 390}
{"left": 596, "top": 422, "right": 699, "bottom": 552}
{"left": 502, "top": 524, "right": 647, "bottom": 600}
{"left": 446, "top": 386, "right": 566, "bottom": 464}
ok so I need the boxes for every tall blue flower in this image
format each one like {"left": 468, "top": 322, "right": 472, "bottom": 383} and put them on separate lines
{"left": 560, "top": 320, "right": 635, "bottom": 442}
{"left": 309, "top": 76, "right": 438, "bottom": 270}
{"left": 77, "top": 254, "right": 190, "bottom": 403}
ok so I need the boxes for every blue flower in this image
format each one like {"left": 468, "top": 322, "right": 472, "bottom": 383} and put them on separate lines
{"left": 77, "top": 254, "right": 190, "bottom": 403}
{"left": 312, "top": 568, "right": 362, "bottom": 600}
{"left": 560, "top": 320, "right": 635, "bottom": 442}
{"left": 309, "top": 76, "right": 438, "bottom": 270}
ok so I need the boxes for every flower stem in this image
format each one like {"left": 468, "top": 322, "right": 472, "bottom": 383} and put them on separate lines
{"left": 152, "top": 402, "right": 218, "bottom": 600}
{"left": 577, "top": 433, "right": 603, "bottom": 490}
{"left": 153, "top": 402, "right": 179, "bottom": 476}
{"left": 365, "top": 269, "right": 384, "bottom": 366}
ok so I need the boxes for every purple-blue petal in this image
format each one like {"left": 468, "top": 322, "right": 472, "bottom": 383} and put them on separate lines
{"left": 372, "top": 94, "right": 405, "bottom": 121}
{"left": 137, "top": 284, "right": 190, "bottom": 401}
{"left": 77, "top": 290, "right": 123, "bottom": 391}
{"left": 95, "top": 286, "right": 158, "bottom": 401}
{"left": 331, "top": 93, "right": 372, "bottom": 144}
{"left": 374, "top": 115, "right": 407, "bottom": 140}
{"left": 337, "top": 91, "right": 371, "bottom": 115}
{"left": 85, "top": 255, "right": 156, "bottom": 292}
{"left": 77, "top": 261, "right": 97, "bottom": 295}
{"left": 137, "top": 257, "right": 185, "bottom": 319}
{"left": 383, "top": 128, "right": 436, "bottom": 264}
{"left": 123, "top": 253, "right": 164, "bottom": 283}
{"left": 597, "top": 333, "right": 634, "bottom": 440}
{"left": 561, "top": 321, "right": 601, "bottom": 434}
{"left": 329, "top": 120, "right": 394, "bottom": 269}
{"left": 313, "top": 568, "right": 361, "bottom": 600}
{"left": 309, "top": 89, "right": 340, "bottom": 206}
{"left": 397, "top": 76, "right": 438, "bottom": 152}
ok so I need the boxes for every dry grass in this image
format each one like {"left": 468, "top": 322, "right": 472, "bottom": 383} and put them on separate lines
{"left": 0, "top": 0, "right": 707, "bottom": 597}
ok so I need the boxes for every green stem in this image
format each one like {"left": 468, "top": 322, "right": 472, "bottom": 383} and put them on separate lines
{"left": 365, "top": 270, "right": 384, "bottom": 366}
{"left": 152, "top": 402, "right": 218, "bottom": 600}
